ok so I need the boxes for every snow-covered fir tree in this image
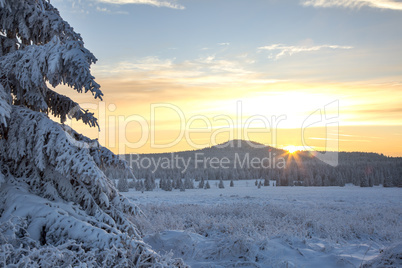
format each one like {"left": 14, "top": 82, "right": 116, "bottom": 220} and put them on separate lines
{"left": 160, "top": 177, "right": 166, "bottom": 190}
{"left": 128, "top": 179, "right": 135, "bottom": 189}
{"left": 0, "top": 1, "right": 182, "bottom": 266}
{"left": 184, "top": 177, "right": 194, "bottom": 189}
{"left": 165, "top": 178, "right": 173, "bottom": 191}
{"left": 135, "top": 179, "right": 145, "bottom": 192}
{"left": 218, "top": 179, "right": 225, "bottom": 189}
{"left": 117, "top": 177, "right": 129, "bottom": 192}
{"left": 173, "top": 177, "right": 180, "bottom": 189}
{"left": 198, "top": 177, "right": 205, "bottom": 189}
{"left": 144, "top": 174, "right": 155, "bottom": 191}
{"left": 179, "top": 179, "right": 185, "bottom": 192}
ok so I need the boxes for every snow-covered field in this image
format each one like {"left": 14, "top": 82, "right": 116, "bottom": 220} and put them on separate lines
{"left": 123, "top": 181, "right": 402, "bottom": 267}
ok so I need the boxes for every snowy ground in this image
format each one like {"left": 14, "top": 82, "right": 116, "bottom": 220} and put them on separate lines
{"left": 123, "top": 181, "right": 402, "bottom": 267}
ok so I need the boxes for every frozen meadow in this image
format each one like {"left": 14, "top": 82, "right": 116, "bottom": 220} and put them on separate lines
{"left": 123, "top": 181, "right": 402, "bottom": 267}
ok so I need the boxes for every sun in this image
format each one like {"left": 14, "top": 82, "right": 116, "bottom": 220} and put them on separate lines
{"left": 284, "top": 145, "right": 298, "bottom": 154}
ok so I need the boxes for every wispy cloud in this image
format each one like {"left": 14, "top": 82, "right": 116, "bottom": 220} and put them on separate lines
{"left": 95, "top": 6, "right": 129, "bottom": 14}
{"left": 96, "top": 6, "right": 109, "bottom": 12}
{"left": 258, "top": 44, "right": 353, "bottom": 60}
{"left": 301, "top": 0, "right": 402, "bottom": 11}
{"left": 118, "top": 56, "right": 175, "bottom": 71}
{"left": 195, "top": 55, "right": 254, "bottom": 74}
{"left": 93, "top": 54, "right": 281, "bottom": 88}
{"left": 309, "top": 137, "right": 371, "bottom": 142}
{"left": 96, "top": 0, "right": 185, "bottom": 9}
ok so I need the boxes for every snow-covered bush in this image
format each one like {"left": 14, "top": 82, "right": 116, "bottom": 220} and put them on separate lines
{"left": 0, "top": 0, "right": 180, "bottom": 266}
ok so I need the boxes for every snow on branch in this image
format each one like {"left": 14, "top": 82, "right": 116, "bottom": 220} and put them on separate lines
{"left": 46, "top": 89, "right": 99, "bottom": 128}
{"left": 0, "top": 37, "right": 103, "bottom": 108}
{"left": 0, "top": 183, "right": 171, "bottom": 266}
{"left": 0, "top": 0, "right": 82, "bottom": 46}
{"left": 0, "top": 84, "right": 11, "bottom": 135}
{"left": 61, "top": 125, "right": 134, "bottom": 174}
{"left": 0, "top": 106, "right": 140, "bottom": 235}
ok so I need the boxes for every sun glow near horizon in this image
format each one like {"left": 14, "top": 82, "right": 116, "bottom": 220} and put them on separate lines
{"left": 283, "top": 145, "right": 306, "bottom": 154}
{"left": 60, "top": 79, "right": 402, "bottom": 157}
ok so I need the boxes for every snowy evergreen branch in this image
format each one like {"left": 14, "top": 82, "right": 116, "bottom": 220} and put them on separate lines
{"left": 1, "top": 106, "right": 138, "bottom": 229}
{"left": 0, "top": 84, "right": 11, "bottom": 137}
{"left": 0, "top": 0, "right": 82, "bottom": 45}
{"left": 0, "top": 36, "right": 102, "bottom": 109}
{"left": 46, "top": 88, "right": 99, "bottom": 128}
{"left": 61, "top": 125, "right": 134, "bottom": 174}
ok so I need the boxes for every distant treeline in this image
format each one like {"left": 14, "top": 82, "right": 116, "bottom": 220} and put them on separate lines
{"left": 114, "top": 140, "right": 402, "bottom": 188}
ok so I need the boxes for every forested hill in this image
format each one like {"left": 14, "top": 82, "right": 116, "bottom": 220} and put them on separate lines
{"left": 120, "top": 140, "right": 402, "bottom": 187}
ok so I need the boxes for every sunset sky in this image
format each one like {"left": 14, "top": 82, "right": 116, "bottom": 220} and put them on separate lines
{"left": 53, "top": 0, "right": 402, "bottom": 156}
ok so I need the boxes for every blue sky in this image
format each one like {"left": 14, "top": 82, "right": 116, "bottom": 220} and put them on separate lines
{"left": 52, "top": 0, "right": 402, "bottom": 155}
{"left": 53, "top": 0, "right": 402, "bottom": 84}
